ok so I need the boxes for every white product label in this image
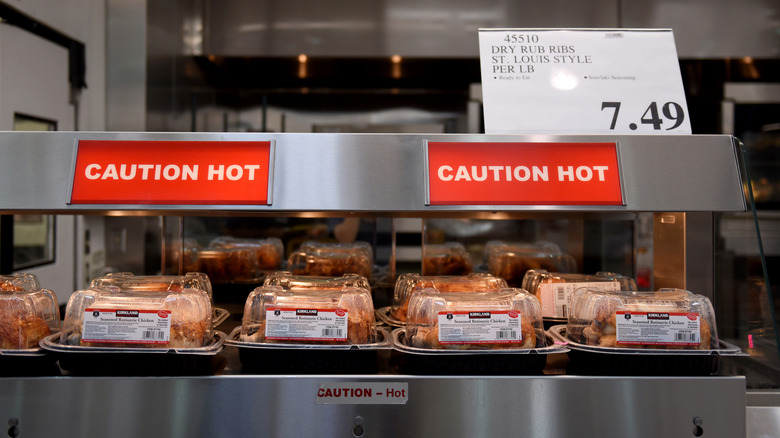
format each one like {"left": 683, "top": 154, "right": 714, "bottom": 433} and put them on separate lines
{"left": 615, "top": 311, "right": 701, "bottom": 346}
{"left": 265, "top": 307, "right": 348, "bottom": 341}
{"left": 82, "top": 308, "right": 171, "bottom": 344}
{"left": 437, "top": 311, "right": 521, "bottom": 344}
{"left": 539, "top": 281, "right": 621, "bottom": 318}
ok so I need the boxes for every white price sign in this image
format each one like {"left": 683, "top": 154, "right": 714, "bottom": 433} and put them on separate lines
{"left": 478, "top": 29, "right": 691, "bottom": 134}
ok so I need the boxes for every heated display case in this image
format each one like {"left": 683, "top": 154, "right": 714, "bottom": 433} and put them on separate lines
{"left": 0, "top": 131, "right": 775, "bottom": 437}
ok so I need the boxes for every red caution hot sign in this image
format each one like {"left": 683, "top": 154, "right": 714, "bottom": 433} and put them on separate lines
{"left": 70, "top": 140, "right": 273, "bottom": 205}
{"left": 426, "top": 141, "right": 623, "bottom": 205}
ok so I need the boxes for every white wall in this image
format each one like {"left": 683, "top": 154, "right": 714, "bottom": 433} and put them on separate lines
{"left": 5, "top": 0, "right": 106, "bottom": 131}
{"left": 0, "top": 0, "right": 107, "bottom": 299}
{"left": 0, "top": 24, "right": 72, "bottom": 129}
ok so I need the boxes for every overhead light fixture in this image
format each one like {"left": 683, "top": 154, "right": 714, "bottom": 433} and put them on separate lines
{"left": 298, "top": 54, "right": 308, "bottom": 79}
{"left": 391, "top": 54, "right": 402, "bottom": 79}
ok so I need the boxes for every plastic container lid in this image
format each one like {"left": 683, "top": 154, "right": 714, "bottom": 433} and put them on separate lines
{"left": 0, "top": 273, "right": 60, "bottom": 349}
{"left": 287, "top": 241, "right": 373, "bottom": 279}
{"left": 90, "top": 272, "right": 214, "bottom": 301}
{"left": 485, "top": 240, "right": 577, "bottom": 287}
{"left": 264, "top": 271, "right": 371, "bottom": 293}
{"left": 391, "top": 273, "right": 507, "bottom": 323}
{"left": 241, "top": 285, "right": 376, "bottom": 345}
{"left": 208, "top": 236, "right": 284, "bottom": 270}
{"left": 521, "top": 269, "right": 637, "bottom": 319}
{"left": 566, "top": 288, "right": 718, "bottom": 350}
{"left": 405, "top": 288, "right": 545, "bottom": 350}
{"left": 89, "top": 272, "right": 229, "bottom": 326}
{"left": 60, "top": 285, "right": 213, "bottom": 349}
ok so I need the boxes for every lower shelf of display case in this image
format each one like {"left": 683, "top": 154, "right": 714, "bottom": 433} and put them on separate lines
{"left": 0, "top": 374, "right": 746, "bottom": 438}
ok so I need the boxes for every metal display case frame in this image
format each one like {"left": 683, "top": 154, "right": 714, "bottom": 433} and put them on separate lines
{"left": 0, "top": 131, "right": 772, "bottom": 438}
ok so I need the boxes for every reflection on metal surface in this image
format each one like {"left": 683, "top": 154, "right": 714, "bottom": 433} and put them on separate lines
{"left": 653, "top": 212, "right": 686, "bottom": 290}
{"left": 0, "top": 376, "right": 747, "bottom": 438}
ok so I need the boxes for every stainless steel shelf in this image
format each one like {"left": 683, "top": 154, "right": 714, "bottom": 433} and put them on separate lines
{"left": 0, "top": 374, "right": 746, "bottom": 438}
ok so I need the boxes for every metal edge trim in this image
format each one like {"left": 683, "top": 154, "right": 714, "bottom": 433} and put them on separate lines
{"left": 423, "top": 139, "right": 431, "bottom": 206}
{"left": 65, "top": 137, "right": 80, "bottom": 205}
{"left": 267, "top": 139, "right": 276, "bottom": 206}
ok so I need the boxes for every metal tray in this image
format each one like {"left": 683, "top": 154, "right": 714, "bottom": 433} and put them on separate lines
{"left": 543, "top": 316, "right": 567, "bottom": 330}
{"left": 226, "top": 326, "right": 390, "bottom": 374}
{"left": 212, "top": 307, "right": 230, "bottom": 327}
{"left": 0, "top": 339, "right": 61, "bottom": 376}
{"left": 375, "top": 306, "right": 405, "bottom": 327}
{"left": 225, "top": 326, "right": 391, "bottom": 351}
{"left": 390, "top": 328, "right": 567, "bottom": 375}
{"left": 547, "top": 324, "right": 747, "bottom": 375}
{"left": 40, "top": 331, "right": 227, "bottom": 376}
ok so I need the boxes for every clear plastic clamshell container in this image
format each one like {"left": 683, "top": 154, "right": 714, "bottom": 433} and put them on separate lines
{"left": 0, "top": 273, "right": 60, "bottom": 350}
{"left": 287, "top": 241, "right": 373, "bottom": 279}
{"left": 89, "top": 272, "right": 229, "bottom": 326}
{"left": 228, "top": 282, "right": 387, "bottom": 374}
{"left": 404, "top": 288, "right": 546, "bottom": 350}
{"left": 240, "top": 285, "right": 377, "bottom": 345}
{"left": 485, "top": 240, "right": 577, "bottom": 287}
{"left": 381, "top": 273, "right": 507, "bottom": 326}
{"left": 566, "top": 288, "right": 719, "bottom": 350}
{"left": 263, "top": 271, "right": 371, "bottom": 293}
{"left": 165, "top": 237, "right": 202, "bottom": 273}
{"left": 422, "top": 242, "right": 473, "bottom": 276}
{"left": 193, "top": 248, "right": 262, "bottom": 283}
{"left": 58, "top": 285, "right": 213, "bottom": 349}
{"left": 208, "top": 236, "right": 284, "bottom": 271}
{"left": 521, "top": 269, "right": 637, "bottom": 320}
{"left": 169, "top": 237, "right": 284, "bottom": 283}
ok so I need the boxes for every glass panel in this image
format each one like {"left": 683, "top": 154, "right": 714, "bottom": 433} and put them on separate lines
{"left": 420, "top": 217, "right": 636, "bottom": 283}
{"left": 12, "top": 214, "right": 55, "bottom": 269}
{"left": 715, "top": 210, "right": 780, "bottom": 388}
{"left": 10, "top": 114, "right": 57, "bottom": 269}
{"left": 714, "top": 140, "right": 780, "bottom": 388}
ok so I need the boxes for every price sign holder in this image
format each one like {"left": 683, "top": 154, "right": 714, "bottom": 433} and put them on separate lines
{"left": 478, "top": 28, "right": 691, "bottom": 134}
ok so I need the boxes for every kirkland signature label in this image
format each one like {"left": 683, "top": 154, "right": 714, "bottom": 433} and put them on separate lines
{"left": 265, "top": 307, "right": 348, "bottom": 341}
{"left": 82, "top": 308, "right": 171, "bottom": 344}
{"left": 615, "top": 311, "right": 701, "bottom": 346}
{"left": 437, "top": 311, "right": 521, "bottom": 344}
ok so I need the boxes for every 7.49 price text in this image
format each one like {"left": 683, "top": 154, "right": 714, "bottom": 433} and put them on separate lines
{"left": 601, "top": 101, "right": 686, "bottom": 131}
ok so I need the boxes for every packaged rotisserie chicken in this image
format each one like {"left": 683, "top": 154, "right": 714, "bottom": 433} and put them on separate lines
{"left": 208, "top": 236, "right": 284, "bottom": 271}
{"left": 287, "top": 241, "right": 373, "bottom": 279}
{"left": 240, "top": 285, "right": 377, "bottom": 345}
{"left": 566, "top": 288, "right": 718, "bottom": 350}
{"left": 422, "top": 242, "right": 473, "bottom": 276}
{"left": 390, "top": 273, "right": 507, "bottom": 323}
{"left": 405, "top": 288, "right": 546, "bottom": 350}
{"left": 170, "top": 237, "right": 284, "bottom": 283}
{"left": 521, "top": 269, "right": 637, "bottom": 319}
{"left": 60, "top": 284, "right": 213, "bottom": 349}
{"left": 486, "top": 241, "right": 576, "bottom": 287}
{"left": 89, "top": 272, "right": 228, "bottom": 326}
{"left": 0, "top": 273, "right": 60, "bottom": 350}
